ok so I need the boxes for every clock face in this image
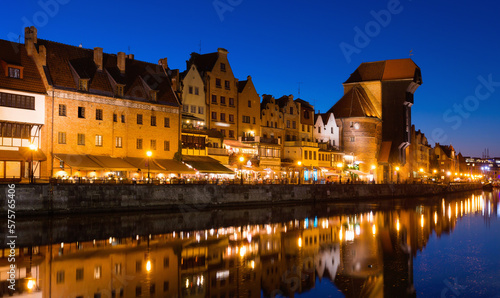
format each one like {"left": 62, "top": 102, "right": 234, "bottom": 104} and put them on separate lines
{"left": 354, "top": 123, "right": 360, "bottom": 130}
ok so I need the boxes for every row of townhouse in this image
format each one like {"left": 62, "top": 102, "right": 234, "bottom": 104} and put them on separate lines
{"left": 3, "top": 26, "right": 485, "bottom": 183}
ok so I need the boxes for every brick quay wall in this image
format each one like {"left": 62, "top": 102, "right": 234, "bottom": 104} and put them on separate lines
{"left": 2, "top": 183, "right": 483, "bottom": 216}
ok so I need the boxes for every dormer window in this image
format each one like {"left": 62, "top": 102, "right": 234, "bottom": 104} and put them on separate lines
{"left": 8, "top": 67, "right": 21, "bottom": 79}
{"left": 116, "top": 85, "right": 124, "bottom": 97}
{"left": 79, "top": 79, "right": 89, "bottom": 91}
{"left": 150, "top": 90, "right": 158, "bottom": 102}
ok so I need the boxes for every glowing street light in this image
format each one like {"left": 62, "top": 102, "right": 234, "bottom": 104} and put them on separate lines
{"left": 239, "top": 156, "right": 245, "bottom": 185}
{"left": 146, "top": 151, "right": 153, "bottom": 184}
{"left": 395, "top": 166, "right": 400, "bottom": 184}
{"left": 297, "top": 161, "right": 302, "bottom": 185}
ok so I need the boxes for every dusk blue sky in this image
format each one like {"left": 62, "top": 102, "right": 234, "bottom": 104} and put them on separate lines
{"left": 3, "top": 0, "right": 500, "bottom": 157}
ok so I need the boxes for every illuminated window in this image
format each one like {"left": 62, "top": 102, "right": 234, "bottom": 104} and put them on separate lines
{"left": 115, "top": 137, "right": 122, "bottom": 148}
{"left": 79, "top": 79, "right": 88, "bottom": 91}
{"left": 59, "top": 104, "right": 66, "bottom": 116}
{"left": 8, "top": 67, "right": 21, "bottom": 78}
{"left": 116, "top": 85, "right": 124, "bottom": 96}
{"left": 77, "top": 133, "right": 85, "bottom": 145}
{"left": 58, "top": 132, "right": 66, "bottom": 144}
{"left": 95, "top": 135, "right": 103, "bottom": 147}
{"left": 94, "top": 266, "right": 101, "bottom": 279}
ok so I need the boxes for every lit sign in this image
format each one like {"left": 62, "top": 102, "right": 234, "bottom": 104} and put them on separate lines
{"left": 216, "top": 270, "right": 230, "bottom": 280}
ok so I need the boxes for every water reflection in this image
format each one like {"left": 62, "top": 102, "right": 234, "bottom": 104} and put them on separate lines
{"left": 2, "top": 191, "right": 499, "bottom": 297}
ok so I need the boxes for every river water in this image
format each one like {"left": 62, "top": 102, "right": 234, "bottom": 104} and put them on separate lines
{"left": 2, "top": 190, "right": 499, "bottom": 297}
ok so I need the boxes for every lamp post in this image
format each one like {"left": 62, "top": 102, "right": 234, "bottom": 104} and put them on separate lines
{"left": 146, "top": 151, "right": 152, "bottom": 184}
{"left": 29, "top": 144, "right": 37, "bottom": 184}
{"left": 239, "top": 156, "right": 244, "bottom": 185}
{"left": 337, "top": 162, "right": 343, "bottom": 184}
{"left": 297, "top": 161, "right": 302, "bottom": 185}
{"left": 395, "top": 166, "right": 400, "bottom": 184}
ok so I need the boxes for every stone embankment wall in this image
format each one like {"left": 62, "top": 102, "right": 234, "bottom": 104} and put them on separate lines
{"left": 2, "top": 183, "right": 482, "bottom": 215}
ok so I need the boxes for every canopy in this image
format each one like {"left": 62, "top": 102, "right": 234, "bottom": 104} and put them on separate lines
{"left": 54, "top": 154, "right": 103, "bottom": 170}
{"left": 183, "top": 156, "right": 234, "bottom": 174}
{"left": 18, "top": 147, "right": 47, "bottom": 161}
{"left": 155, "top": 159, "right": 197, "bottom": 174}
{"left": 125, "top": 157, "right": 164, "bottom": 171}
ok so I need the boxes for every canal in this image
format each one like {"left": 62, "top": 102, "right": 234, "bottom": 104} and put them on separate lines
{"left": 2, "top": 190, "right": 499, "bottom": 297}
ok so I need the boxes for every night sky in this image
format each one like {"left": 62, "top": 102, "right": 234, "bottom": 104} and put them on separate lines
{"left": 3, "top": 0, "right": 500, "bottom": 157}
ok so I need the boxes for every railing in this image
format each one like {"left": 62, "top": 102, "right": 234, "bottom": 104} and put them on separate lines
{"left": 284, "top": 141, "right": 318, "bottom": 147}
{"left": 207, "top": 148, "right": 229, "bottom": 155}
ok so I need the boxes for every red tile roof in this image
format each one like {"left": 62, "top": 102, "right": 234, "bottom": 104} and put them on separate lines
{"left": 38, "top": 39, "right": 179, "bottom": 107}
{"left": 344, "top": 58, "right": 421, "bottom": 84}
{"left": 0, "top": 40, "right": 46, "bottom": 94}
{"left": 327, "top": 86, "right": 380, "bottom": 118}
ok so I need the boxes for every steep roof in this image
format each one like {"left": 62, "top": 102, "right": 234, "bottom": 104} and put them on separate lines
{"left": 295, "top": 98, "right": 314, "bottom": 110}
{"left": 344, "top": 58, "right": 421, "bottom": 84}
{"left": 437, "top": 144, "right": 455, "bottom": 158}
{"left": 260, "top": 94, "right": 274, "bottom": 111}
{"left": 237, "top": 80, "right": 248, "bottom": 93}
{"left": 327, "top": 86, "right": 380, "bottom": 118}
{"left": 275, "top": 95, "right": 292, "bottom": 109}
{"left": 0, "top": 40, "right": 46, "bottom": 94}
{"left": 188, "top": 52, "right": 219, "bottom": 73}
{"left": 38, "top": 39, "right": 179, "bottom": 107}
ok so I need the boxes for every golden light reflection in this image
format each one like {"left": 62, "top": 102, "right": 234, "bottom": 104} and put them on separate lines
{"left": 420, "top": 214, "right": 424, "bottom": 228}
{"left": 448, "top": 204, "right": 452, "bottom": 220}
{"left": 27, "top": 279, "right": 35, "bottom": 290}
{"left": 372, "top": 224, "right": 376, "bottom": 235}
{"left": 251, "top": 260, "right": 255, "bottom": 269}
{"left": 396, "top": 219, "right": 400, "bottom": 231}
{"left": 298, "top": 237, "right": 302, "bottom": 247}
{"left": 339, "top": 228, "right": 343, "bottom": 241}
{"left": 146, "top": 260, "right": 152, "bottom": 272}
{"left": 239, "top": 246, "right": 247, "bottom": 257}
{"left": 434, "top": 211, "right": 437, "bottom": 225}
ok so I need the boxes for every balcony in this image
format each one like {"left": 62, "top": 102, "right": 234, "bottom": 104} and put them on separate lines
{"left": 207, "top": 147, "right": 229, "bottom": 156}
{"left": 260, "top": 137, "right": 280, "bottom": 145}
{"left": 284, "top": 141, "right": 318, "bottom": 147}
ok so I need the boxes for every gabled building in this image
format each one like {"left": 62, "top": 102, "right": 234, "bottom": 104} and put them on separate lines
{"left": 313, "top": 112, "right": 340, "bottom": 149}
{"left": 328, "top": 58, "right": 422, "bottom": 182}
{"left": 432, "top": 143, "right": 457, "bottom": 177}
{"left": 23, "top": 26, "right": 189, "bottom": 180}
{"left": 259, "top": 95, "right": 283, "bottom": 171}
{"left": 0, "top": 35, "right": 47, "bottom": 181}
{"left": 295, "top": 98, "right": 315, "bottom": 142}
{"left": 187, "top": 48, "right": 238, "bottom": 140}
{"left": 180, "top": 63, "right": 206, "bottom": 124}
{"left": 276, "top": 95, "right": 300, "bottom": 142}
{"left": 408, "top": 125, "right": 432, "bottom": 180}
{"left": 237, "top": 76, "right": 261, "bottom": 142}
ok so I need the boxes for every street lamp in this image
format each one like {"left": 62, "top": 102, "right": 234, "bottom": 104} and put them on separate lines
{"left": 298, "top": 161, "right": 302, "bottom": 185}
{"left": 146, "top": 151, "right": 153, "bottom": 184}
{"left": 337, "top": 162, "right": 343, "bottom": 184}
{"left": 239, "top": 156, "right": 245, "bottom": 185}
{"left": 395, "top": 166, "right": 400, "bottom": 184}
{"left": 29, "top": 143, "right": 37, "bottom": 184}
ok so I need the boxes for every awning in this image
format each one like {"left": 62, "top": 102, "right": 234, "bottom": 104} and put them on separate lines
{"left": 378, "top": 141, "right": 392, "bottom": 164}
{"left": 0, "top": 149, "right": 24, "bottom": 161}
{"left": 54, "top": 154, "right": 103, "bottom": 170}
{"left": 89, "top": 156, "right": 137, "bottom": 171}
{"left": 183, "top": 156, "right": 234, "bottom": 174}
{"left": 18, "top": 147, "right": 47, "bottom": 161}
{"left": 348, "top": 169, "right": 370, "bottom": 176}
{"left": 125, "top": 157, "right": 164, "bottom": 171}
{"left": 155, "top": 159, "right": 197, "bottom": 174}
{"left": 223, "top": 139, "right": 252, "bottom": 149}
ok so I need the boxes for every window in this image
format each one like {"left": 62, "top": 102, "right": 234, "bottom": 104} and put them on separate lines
{"left": 163, "top": 257, "right": 169, "bottom": 268}
{"left": 8, "top": 67, "right": 21, "bottom": 78}
{"left": 78, "top": 107, "right": 85, "bottom": 118}
{"left": 164, "top": 281, "right": 169, "bottom": 291}
{"left": 248, "top": 100, "right": 251, "bottom": 108}
{"left": 116, "top": 137, "right": 122, "bottom": 148}
{"left": 211, "top": 112, "right": 217, "bottom": 120}
{"left": 229, "top": 114, "right": 234, "bottom": 123}
{"left": 0, "top": 92, "right": 35, "bottom": 110}
{"left": 220, "top": 113, "right": 225, "bottom": 122}
{"left": 59, "top": 104, "right": 66, "bottom": 116}
{"left": 96, "top": 109, "right": 103, "bottom": 120}
{"left": 225, "top": 80, "right": 230, "bottom": 89}
{"left": 220, "top": 96, "right": 226, "bottom": 105}
{"left": 58, "top": 132, "right": 66, "bottom": 144}
{"left": 77, "top": 133, "right": 85, "bottom": 145}
{"left": 113, "top": 113, "right": 117, "bottom": 122}
{"left": 114, "top": 263, "right": 122, "bottom": 275}
{"left": 194, "top": 87, "right": 199, "bottom": 95}
{"left": 164, "top": 117, "right": 170, "bottom": 127}
{"left": 304, "top": 110, "right": 310, "bottom": 119}
{"left": 164, "top": 141, "right": 170, "bottom": 151}
{"left": 79, "top": 79, "right": 88, "bottom": 91}
{"left": 350, "top": 137, "right": 355, "bottom": 142}
{"left": 198, "top": 106, "right": 204, "bottom": 114}
{"left": 76, "top": 268, "right": 84, "bottom": 281}
{"left": 220, "top": 129, "right": 226, "bottom": 137}
{"left": 289, "top": 107, "right": 293, "bottom": 114}
{"left": 94, "top": 266, "right": 101, "bottom": 279}
{"left": 287, "top": 120, "right": 290, "bottom": 128}
{"left": 292, "top": 121, "right": 296, "bottom": 129}
{"left": 242, "top": 116, "right": 250, "bottom": 123}
{"left": 182, "top": 104, "right": 189, "bottom": 113}
{"left": 302, "top": 124, "right": 305, "bottom": 132}
{"left": 216, "top": 78, "right": 221, "bottom": 88}
{"left": 56, "top": 270, "right": 65, "bottom": 284}
{"left": 309, "top": 151, "right": 312, "bottom": 160}
{"left": 94, "top": 294, "right": 101, "bottom": 298}
{"left": 253, "top": 117, "right": 256, "bottom": 124}
{"left": 211, "top": 95, "right": 217, "bottom": 104}
{"left": 318, "top": 127, "right": 321, "bottom": 133}
{"left": 150, "top": 139, "right": 156, "bottom": 150}
{"left": 307, "top": 125, "right": 310, "bottom": 132}
{"left": 121, "top": 115, "right": 125, "bottom": 123}
{"left": 313, "top": 151, "right": 317, "bottom": 160}
{"left": 304, "top": 150, "right": 308, "bottom": 160}
{"left": 188, "top": 86, "right": 193, "bottom": 94}
{"left": 95, "top": 135, "right": 103, "bottom": 147}
{"left": 151, "top": 116, "right": 157, "bottom": 126}
{"left": 136, "top": 261, "right": 142, "bottom": 273}
{"left": 331, "top": 127, "right": 333, "bottom": 134}
{"left": 136, "top": 286, "right": 142, "bottom": 297}
{"left": 137, "top": 139, "right": 143, "bottom": 149}
{"left": 116, "top": 85, "right": 124, "bottom": 96}
{"left": 150, "top": 91, "right": 157, "bottom": 102}
{"left": 190, "top": 105, "right": 196, "bottom": 113}
{"left": 220, "top": 63, "right": 226, "bottom": 72}
{"left": 150, "top": 284, "right": 155, "bottom": 295}
{"left": 229, "top": 130, "right": 234, "bottom": 138}
{"left": 137, "top": 114, "right": 143, "bottom": 125}
{"left": 229, "top": 97, "right": 234, "bottom": 106}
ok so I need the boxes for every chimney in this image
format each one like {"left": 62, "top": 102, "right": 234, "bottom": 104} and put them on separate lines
{"left": 247, "top": 75, "right": 252, "bottom": 80}
{"left": 38, "top": 45, "right": 46, "bottom": 66}
{"left": 24, "top": 26, "right": 38, "bottom": 56}
{"left": 117, "top": 52, "right": 126, "bottom": 73}
{"left": 128, "top": 54, "right": 134, "bottom": 60}
{"left": 94, "top": 47, "right": 103, "bottom": 70}
{"left": 158, "top": 58, "right": 168, "bottom": 70}
{"left": 217, "top": 48, "right": 228, "bottom": 55}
